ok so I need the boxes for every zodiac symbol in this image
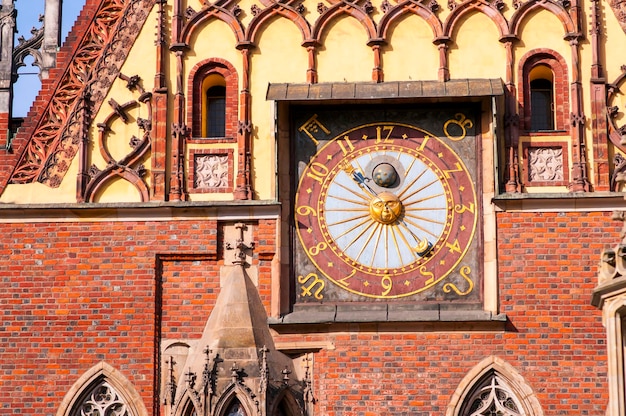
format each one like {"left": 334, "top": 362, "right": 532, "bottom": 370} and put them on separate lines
{"left": 443, "top": 113, "right": 473, "bottom": 141}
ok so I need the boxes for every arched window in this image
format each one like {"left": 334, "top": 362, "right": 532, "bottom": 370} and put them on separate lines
{"left": 204, "top": 82, "right": 226, "bottom": 138}
{"left": 446, "top": 357, "right": 544, "bottom": 416}
{"left": 459, "top": 371, "right": 524, "bottom": 416}
{"left": 188, "top": 59, "right": 238, "bottom": 140}
{"left": 519, "top": 50, "right": 569, "bottom": 133}
{"left": 529, "top": 65, "right": 554, "bottom": 131}
{"left": 57, "top": 362, "right": 148, "bottom": 416}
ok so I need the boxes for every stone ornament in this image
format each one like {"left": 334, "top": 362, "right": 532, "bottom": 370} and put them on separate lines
{"left": 195, "top": 154, "right": 230, "bottom": 189}
{"left": 78, "top": 381, "right": 130, "bottom": 416}
{"left": 528, "top": 147, "right": 563, "bottom": 182}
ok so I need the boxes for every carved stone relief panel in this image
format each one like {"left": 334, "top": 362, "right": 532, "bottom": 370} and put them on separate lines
{"left": 522, "top": 142, "right": 569, "bottom": 187}
{"left": 188, "top": 149, "right": 234, "bottom": 193}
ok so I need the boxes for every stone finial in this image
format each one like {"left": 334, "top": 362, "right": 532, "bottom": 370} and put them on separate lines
{"left": 225, "top": 223, "right": 255, "bottom": 266}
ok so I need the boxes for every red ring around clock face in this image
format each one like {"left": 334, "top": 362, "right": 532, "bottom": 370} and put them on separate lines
{"left": 295, "top": 123, "right": 477, "bottom": 298}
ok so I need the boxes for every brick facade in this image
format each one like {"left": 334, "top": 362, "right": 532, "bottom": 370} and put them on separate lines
{"left": 0, "top": 217, "right": 277, "bottom": 415}
{"left": 0, "top": 211, "right": 614, "bottom": 415}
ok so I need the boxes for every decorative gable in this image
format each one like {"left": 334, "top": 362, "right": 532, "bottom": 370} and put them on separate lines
{"left": 0, "top": 0, "right": 155, "bottom": 193}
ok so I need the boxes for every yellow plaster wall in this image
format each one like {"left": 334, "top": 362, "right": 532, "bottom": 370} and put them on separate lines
{"left": 250, "top": 17, "right": 309, "bottom": 200}
{"left": 186, "top": 19, "right": 242, "bottom": 82}
{"left": 595, "top": 1, "right": 626, "bottom": 187}
{"left": 515, "top": 9, "right": 571, "bottom": 83}
{"left": 0, "top": 157, "right": 80, "bottom": 204}
{"left": 95, "top": 177, "right": 145, "bottom": 203}
{"left": 383, "top": 14, "right": 439, "bottom": 81}
{"left": 316, "top": 15, "right": 373, "bottom": 83}
{"left": 447, "top": 12, "right": 506, "bottom": 80}
{"left": 88, "top": 6, "right": 159, "bottom": 203}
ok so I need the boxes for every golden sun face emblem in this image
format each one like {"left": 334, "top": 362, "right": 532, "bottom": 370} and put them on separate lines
{"left": 369, "top": 192, "right": 403, "bottom": 225}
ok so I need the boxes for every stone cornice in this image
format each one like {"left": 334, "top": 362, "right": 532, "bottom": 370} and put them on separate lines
{"left": 493, "top": 192, "right": 626, "bottom": 212}
{"left": 0, "top": 200, "right": 281, "bottom": 222}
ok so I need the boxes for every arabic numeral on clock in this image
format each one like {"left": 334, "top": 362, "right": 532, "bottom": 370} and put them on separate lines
{"left": 443, "top": 162, "right": 463, "bottom": 179}
{"left": 337, "top": 135, "right": 355, "bottom": 155}
{"left": 306, "top": 162, "right": 329, "bottom": 184}
{"left": 376, "top": 126, "right": 395, "bottom": 144}
{"left": 381, "top": 275, "right": 393, "bottom": 296}
{"left": 296, "top": 205, "right": 317, "bottom": 217}
{"left": 416, "top": 135, "right": 431, "bottom": 152}
{"left": 454, "top": 202, "right": 475, "bottom": 214}
{"left": 446, "top": 239, "right": 461, "bottom": 254}
{"left": 308, "top": 242, "right": 328, "bottom": 256}
{"left": 419, "top": 266, "right": 435, "bottom": 286}
{"left": 338, "top": 269, "right": 356, "bottom": 287}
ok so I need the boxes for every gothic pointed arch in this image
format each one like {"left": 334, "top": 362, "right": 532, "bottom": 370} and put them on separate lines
{"left": 171, "top": 389, "right": 203, "bottom": 416}
{"left": 213, "top": 385, "right": 257, "bottom": 416}
{"left": 180, "top": 6, "right": 245, "bottom": 46}
{"left": 377, "top": 0, "right": 444, "bottom": 40}
{"left": 270, "top": 389, "right": 304, "bottom": 416}
{"left": 446, "top": 356, "right": 543, "bottom": 416}
{"left": 84, "top": 169, "right": 150, "bottom": 202}
{"left": 509, "top": 0, "right": 576, "bottom": 38}
{"left": 56, "top": 361, "right": 148, "bottom": 416}
{"left": 311, "top": 2, "right": 377, "bottom": 43}
{"left": 443, "top": 0, "right": 510, "bottom": 40}
{"left": 246, "top": 5, "right": 312, "bottom": 45}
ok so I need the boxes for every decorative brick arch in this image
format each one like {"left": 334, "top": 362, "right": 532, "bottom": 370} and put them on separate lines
{"left": 443, "top": 0, "right": 511, "bottom": 40}
{"left": 187, "top": 58, "right": 239, "bottom": 140}
{"left": 246, "top": 5, "right": 312, "bottom": 45}
{"left": 377, "top": 0, "right": 444, "bottom": 40}
{"left": 509, "top": 0, "right": 576, "bottom": 38}
{"left": 446, "top": 356, "right": 544, "bottom": 416}
{"left": 518, "top": 49, "right": 569, "bottom": 132}
{"left": 311, "top": 2, "right": 378, "bottom": 42}
{"left": 180, "top": 7, "right": 245, "bottom": 46}
{"left": 56, "top": 361, "right": 148, "bottom": 416}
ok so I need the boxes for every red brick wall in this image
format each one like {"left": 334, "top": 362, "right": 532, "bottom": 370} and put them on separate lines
{"left": 0, "top": 212, "right": 615, "bottom": 415}
{"left": 273, "top": 211, "right": 614, "bottom": 415}
{"left": 0, "top": 218, "right": 274, "bottom": 416}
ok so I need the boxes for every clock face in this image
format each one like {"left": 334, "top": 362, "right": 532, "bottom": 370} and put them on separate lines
{"left": 295, "top": 122, "right": 477, "bottom": 299}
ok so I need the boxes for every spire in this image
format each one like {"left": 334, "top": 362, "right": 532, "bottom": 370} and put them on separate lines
{"left": 40, "top": 0, "right": 61, "bottom": 79}
{"left": 165, "top": 223, "right": 303, "bottom": 416}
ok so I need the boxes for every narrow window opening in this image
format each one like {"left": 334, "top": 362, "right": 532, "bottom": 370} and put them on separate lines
{"left": 206, "top": 85, "right": 226, "bottom": 138}
{"left": 528, "top": 65, "right": 555, "bottom": 131}
{"left": 530, "top": 79, "right": 554, "bottom": 131}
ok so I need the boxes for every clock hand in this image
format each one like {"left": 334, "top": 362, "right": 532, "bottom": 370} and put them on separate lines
{"left": 341, "top": 161, "right": 378, "bottom": 197}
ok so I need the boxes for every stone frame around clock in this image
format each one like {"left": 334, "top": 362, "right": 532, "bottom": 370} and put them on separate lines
{"left": 271, "top": 87, "right": 503, "bottom": 325}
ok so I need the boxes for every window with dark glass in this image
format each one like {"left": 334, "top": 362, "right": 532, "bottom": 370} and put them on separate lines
{"left": 206, "top": 85, "right": 226, "bottom": 137}
{"left": 530, "top": 78, "right": 554, "bottom": 131}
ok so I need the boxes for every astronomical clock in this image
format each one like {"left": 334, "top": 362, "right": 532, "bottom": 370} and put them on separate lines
{"left": 292, "top": 106, "right": 481, "bottom": 305}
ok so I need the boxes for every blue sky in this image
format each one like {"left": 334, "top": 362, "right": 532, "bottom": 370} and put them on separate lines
{"left": 14, "top": 1, "right": 86, "bottom": 117}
